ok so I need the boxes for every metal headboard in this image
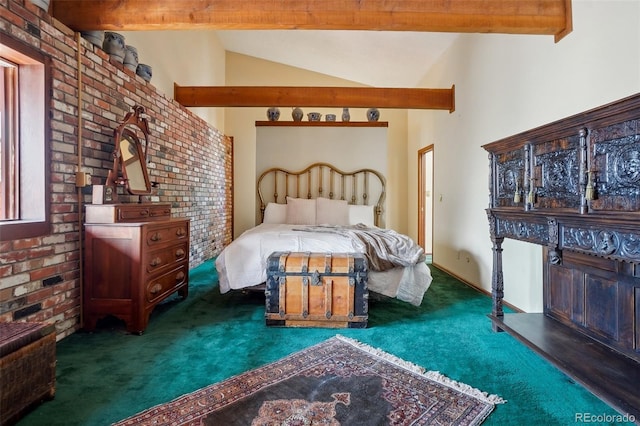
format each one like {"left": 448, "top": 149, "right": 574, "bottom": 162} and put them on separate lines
{"left": 257, "top": 162, "right": 386, "bottom": 227}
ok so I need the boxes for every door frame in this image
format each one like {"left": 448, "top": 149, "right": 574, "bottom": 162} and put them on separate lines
{"left": 418, "top": 145, "right": 434, "bottom": 253}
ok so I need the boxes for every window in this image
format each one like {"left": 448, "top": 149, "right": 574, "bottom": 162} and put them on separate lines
{"left": 0, "top": 35, "right": 50, "bottom": 241}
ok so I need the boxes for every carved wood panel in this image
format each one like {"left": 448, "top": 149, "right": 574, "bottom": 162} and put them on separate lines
{"left": 560, "top": 224, "right": 640, "bottom": 262}
{"left": 589, "top": 118, "right": 640, "bottom": 211}
{"left": 532, "top": 135, "right": 581, "bottom": 210}
{"left": 496, "top": 217, "right": 549, "bottom": 245}
{"left": 494, "top": 148, "right": 525, "bottom": 208}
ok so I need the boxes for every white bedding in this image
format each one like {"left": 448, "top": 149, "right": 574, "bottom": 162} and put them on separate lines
{"left": 215, "top": 223, "right": 432, "bottom": 306}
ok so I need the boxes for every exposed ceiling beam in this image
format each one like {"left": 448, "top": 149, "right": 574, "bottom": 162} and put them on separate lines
{"left": 52, "top": 0, "right": 572, "bottom": 41}
{"left": 173, "top": 85, "right": 456, "bottom": 112}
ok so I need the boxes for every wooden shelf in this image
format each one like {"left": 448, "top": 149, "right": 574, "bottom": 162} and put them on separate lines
{"left": 490, "top": 313, "right": 640, "bottom": 418}
{"left": 255, "top": 121, "right": 388, "bottom": 127}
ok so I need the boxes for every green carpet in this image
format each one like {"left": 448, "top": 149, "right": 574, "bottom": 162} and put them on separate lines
{"left": 17, "top": 260, "right": 626, "bottom": 425}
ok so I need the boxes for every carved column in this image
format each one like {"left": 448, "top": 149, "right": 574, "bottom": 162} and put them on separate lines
{"left": 547, "top": 217, "right": 561, "bottom": 265}
{"left": 579, "top": 128, "right": 588, "bottom": 214}
{"left": 524, "top": 144, "right": 533, "bottom": 211}
{"left": 487, "top": 210, "right": 505, "bottom": 331}
{"left": 488, "top": 152, "right": 496, "bottom": 208}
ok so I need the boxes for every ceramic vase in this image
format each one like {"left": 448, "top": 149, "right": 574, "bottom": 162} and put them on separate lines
{"left": 367, "top": 107, "right": 380, "bottom": 122}
{"left": 266, "top": 107, "right": 280, "bottom": 121}
{"left": 103, "top": 32, "right": 126, "bottom": 63}
{"left": 292, "top": 107, "right": 303, "bottom": 122}
{"left": 341, "top": 108, "right": 350, "bottom": 122}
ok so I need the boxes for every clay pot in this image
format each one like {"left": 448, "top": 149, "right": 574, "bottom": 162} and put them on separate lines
{"left": 81, "top": 31, "right": 104, "bottom": 48}
{"left": 103, "top": 32, "right": 126, "bottom": 63}
{"left": 266, "top": 107, "right": 280, "bottom": 121}
{"left": 123, "top": 46, "right": 139, "bottom": 72}
{"left": 366, "top": 108, "right": 380, "bottom": 122}
{"left": 136, "top": 63, "right": 152, "bottom": 82}
{"left": 29, "top": 0, "right": 50, "bottom": 12}
{"left": 307, "top": 112, "right": 322, "bottom": 122}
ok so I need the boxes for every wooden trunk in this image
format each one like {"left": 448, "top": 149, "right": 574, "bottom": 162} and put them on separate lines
{"left": 265, "top": 252, "right": 368, "bottom": 328}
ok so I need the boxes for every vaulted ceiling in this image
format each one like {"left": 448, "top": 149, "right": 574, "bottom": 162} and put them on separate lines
{"left": 51, "top": 1, "right": 572, "bottom": 104}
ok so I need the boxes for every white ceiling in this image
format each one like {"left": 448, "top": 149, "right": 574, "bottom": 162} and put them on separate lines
{"left": 216, "top": 30, "right": 459, "bottom": 87}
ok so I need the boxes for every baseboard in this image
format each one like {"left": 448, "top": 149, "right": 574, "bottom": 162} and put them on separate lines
{"left": 430, "top": 262, "right": 523, "bottom": 314}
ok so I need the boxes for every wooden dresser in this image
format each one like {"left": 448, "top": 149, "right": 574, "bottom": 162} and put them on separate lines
{"left": 83, "top": 203, "right": 190, "bottom": 334}
{"left": 483, "top": 93, "right": 640, "bottom": 417}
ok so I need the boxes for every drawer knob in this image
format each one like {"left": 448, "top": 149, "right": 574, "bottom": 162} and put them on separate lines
{"left": 140, "top": 210, "right": 149, "bottom": 216}
{"left": 149, "top": 283, "right": 162, "bottom": 294}
{"left": 150, "top": 233, "right": 161, "bottom": 241}
{"left": 175, "top": 249, "right": 185, "bottom": 258}
{"left": 176, "top": 271, "right": 186, "bottom": 281}
{"left": 176, "top": 228, "right": 186, "bottom": 237}
{"left": 150, "top": 257, "right": 162, "bottom": 267}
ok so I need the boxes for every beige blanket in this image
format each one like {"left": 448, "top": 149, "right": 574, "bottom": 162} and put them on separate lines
{"left": 294, "top": 224, "right": 426, "bottom": 271}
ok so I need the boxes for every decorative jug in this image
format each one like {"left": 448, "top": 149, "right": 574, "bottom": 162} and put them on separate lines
{"left": 292, "top": 107, "right": 303, "bottom": 122}
{"left": 341, "top": 108, "right": 350, "bottom": 122}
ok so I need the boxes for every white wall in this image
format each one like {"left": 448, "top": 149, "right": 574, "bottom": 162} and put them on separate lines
{"left": 256, "top": 126, "right": 388, "bottom": 225}
{"left": 225, "top": 53, "right": 409, "bottom": 238}
{"left": 256, "top": 126, "right": 387, "bottom": 175}
{"left": 119, "top": 30, "right": 227, "bottom": 130}
{"left": 408, "top": 0, "right": 640, "bottom": 312}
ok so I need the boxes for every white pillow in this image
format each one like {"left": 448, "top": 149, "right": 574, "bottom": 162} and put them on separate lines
{"left": 348, "top": 205, "right": 375, "bottom": 227}
{"left": 316, "top": 197, "right": 349, "bottom": 225}
{"left": 285, "top": 197, "right": 317, "bottom": 225}
{"left": 263, "top": 202, "right": 287, "bottom": 224}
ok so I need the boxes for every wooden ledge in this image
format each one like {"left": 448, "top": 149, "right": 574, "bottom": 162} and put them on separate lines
{"left": 255, "top": 121, "right": 388, "bottom": 127}
{"left": 175, "top": 85, "right": 455, "bottom": 112}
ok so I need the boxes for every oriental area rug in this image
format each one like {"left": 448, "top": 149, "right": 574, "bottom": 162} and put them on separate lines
{"left": 113, "top": 335, "right": 505, "bottom": 426}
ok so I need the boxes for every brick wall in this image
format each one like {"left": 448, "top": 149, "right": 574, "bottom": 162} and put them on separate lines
{"left": 0, "top": 0, "right": 233, "bottom": 339}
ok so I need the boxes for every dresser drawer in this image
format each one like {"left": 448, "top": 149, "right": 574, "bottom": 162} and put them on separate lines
{"left": 85, "top": 203, "right": 171, "bottom": 223}
{"left": 145, "top": 242, "right": 189, "bottom": 274}
{"left": 145, "top": 221, "right": 189, "bottom": 247}
{"left": 119, "top": 205, "right": 172, "bottom": 222}
{"left": 146, "top": 265, "right": 188, "bottom": 303}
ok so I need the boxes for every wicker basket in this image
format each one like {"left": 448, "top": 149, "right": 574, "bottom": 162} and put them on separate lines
{"left": 0, "top": 322, "right": 56, "bottom": 425}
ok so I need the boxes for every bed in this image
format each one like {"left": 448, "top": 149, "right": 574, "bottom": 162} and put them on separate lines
{"left": 214, "top": 162, "right": 432, "bottom": 306}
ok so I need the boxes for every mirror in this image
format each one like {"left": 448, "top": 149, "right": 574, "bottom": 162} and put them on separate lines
{"left": 105, "top": 105, "right": 152, "bottom": 199}
{"left": 119, "top": 128, "right": 151, "bottom": 194}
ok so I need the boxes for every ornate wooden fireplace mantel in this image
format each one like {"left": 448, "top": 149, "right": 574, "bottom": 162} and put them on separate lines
{"left": 483, "top": 93, "right": 640, "bottom": 419}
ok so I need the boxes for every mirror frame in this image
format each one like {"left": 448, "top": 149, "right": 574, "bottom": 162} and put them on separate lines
{"left": 105, "top": 105, "right": 153, "bottom": 196}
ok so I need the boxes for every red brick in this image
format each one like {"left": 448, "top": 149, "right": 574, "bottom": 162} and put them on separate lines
{"left": 0, "top": 0, "right": 231, "bottom": 341}
{"left": 29, "top": 265, "right": 61, "bottom": 281}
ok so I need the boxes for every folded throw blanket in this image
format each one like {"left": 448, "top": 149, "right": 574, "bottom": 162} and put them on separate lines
{"left": 294, "top": 224, "right": 426, "bottom": 271}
